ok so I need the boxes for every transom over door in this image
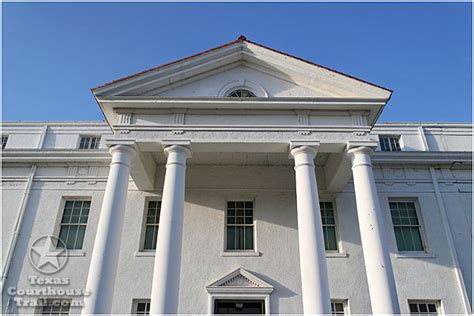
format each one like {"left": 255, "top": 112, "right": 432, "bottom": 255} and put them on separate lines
{"left": 214, "top": 300, "right": 265, "bottom": 314}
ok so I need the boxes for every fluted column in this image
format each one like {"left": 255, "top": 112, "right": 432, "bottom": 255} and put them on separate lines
{"left": 348, "top": 146, "right": 400, "bottom": 314}
{"left": 150, "top": 145, "right": 191, "bottom": 314}
{"left": 83, "top": 145, "right": 135, "bottom": 314}
{"left": 291, "top": 145, "right": 331, "bottom": 314}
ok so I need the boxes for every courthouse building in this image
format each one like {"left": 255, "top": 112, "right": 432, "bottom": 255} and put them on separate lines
{"left": 1, "top": 36, "right": 472, "bottom": 314}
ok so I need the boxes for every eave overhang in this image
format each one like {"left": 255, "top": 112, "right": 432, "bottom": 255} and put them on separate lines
{"left": 96, "top": 96, "right": 390, "bottom": 127}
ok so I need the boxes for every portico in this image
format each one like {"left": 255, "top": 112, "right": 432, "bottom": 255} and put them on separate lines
{"left": 83, "top": 36, "right": 400, "bottom": 314}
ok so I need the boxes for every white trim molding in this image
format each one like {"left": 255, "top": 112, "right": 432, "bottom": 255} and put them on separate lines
{"left": 206, "top": 268, "right": 274, "bottom": 315}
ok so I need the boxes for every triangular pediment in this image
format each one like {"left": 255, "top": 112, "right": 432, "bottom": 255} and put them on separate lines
{"left": 206, "top": 268, "right": 273, "bottom": 294}
{"left": 93, "top": 36, "right": 391, "bottom": 100}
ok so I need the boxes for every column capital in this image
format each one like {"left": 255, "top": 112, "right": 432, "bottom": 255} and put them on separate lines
{"left": 108, "top": 144, "right": 137, "bottom": 156}
{"left": 347, "top": 145, "right": 374, "bottom": 157}
{"left": 290, "top": 145, "right": 318, "bottom": 159}
{"left": 163, "top": 144, "right": 192, "bottom": 158}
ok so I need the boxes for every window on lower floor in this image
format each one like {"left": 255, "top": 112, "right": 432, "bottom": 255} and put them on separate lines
{"left": 39, "top": 298, "right": 71, "bottom": 315}
{"left": 408, "top": 300, "right": 440, "bottom": 315}
{"left": 379, "top": 135, "right": 401, "bottom": 151}
{"left": 142, "top": 201, "right": 161, "bottom": 251}
{"left": 331, "top": 300, "right": 347, "bottom": 315}
{"left": 78, "top": 136, "right": 100, "bottom": 149}
{"left": 320, "top": 202, "right": 338, "bottom": 251}
{"left": 132, "top": 299, "right": 150, "bottom": 315}
{"left": 226, "top": 201, "right": 254, "bottom": 251}
{"left": 389, "top": 201, "right": 425, "bottom": 252}
{"left": 2, "top": 135, "right": 8, "bottom": 149}
{"left": 57, "top": 200, "right": 90, "bottom": 250}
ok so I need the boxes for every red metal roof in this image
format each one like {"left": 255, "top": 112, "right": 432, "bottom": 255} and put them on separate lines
{"left": 93, "top": 35, "right": 392, "bottom": 93}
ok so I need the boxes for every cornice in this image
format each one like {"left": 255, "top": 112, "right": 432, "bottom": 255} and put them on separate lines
{"left": 372, "top": 151, "right": 472, "bottom": 165}
{"left": 2, "top": 150, "right": 111, "bottom": 164}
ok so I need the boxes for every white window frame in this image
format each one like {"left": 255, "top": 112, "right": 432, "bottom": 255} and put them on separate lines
{"left": 131, "top": 299, "right": 151, "bottom": 315}
{"left": 320, "top": 200, "right": 342, "bottom": 253}
{"left": 331, "top": 299, "right": 349, "bottom": 315}
{"left": 78, "top": 135, "right": 101, "bottom": 149}
{"left": 379, "top": 134, "right": 403, "bottom": 152}
{"left": 2, "top": 135, "right": 8, "bottom": 149}
{"left": 52, "top": 196, "right": 91, "bottom": 256}
{"left": 222, "top": 197, "right": 259, "bottom": 257}
{"left": 139, "top": 198, "right": 161, "bottom": 252}
{"left": 388, "top": 197, "right": 430, "bottom": 255}
{"left": 35, "top": 298, "right": 72, "bottom": 315}
{"left": 408, "top": 300, "right": 442, "bottom": 315}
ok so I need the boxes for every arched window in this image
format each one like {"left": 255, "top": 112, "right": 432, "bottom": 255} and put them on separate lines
{"left": 226, "top": 89, "right": 256, "bottom": 98}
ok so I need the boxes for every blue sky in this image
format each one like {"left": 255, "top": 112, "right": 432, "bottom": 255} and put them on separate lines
{"left": 3, "top": 3, "right": 472, "bottom": 122}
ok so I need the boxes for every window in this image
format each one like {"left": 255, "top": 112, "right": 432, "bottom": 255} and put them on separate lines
{"left": 227, "top": 89, "right": 256, "bottom": 98}
{"left": 2, "top": 135, "right": 8, "bottom": 149}
{"left": 320, "top": 202, "right": 338, "bottom": 251}
{"left": 408, "top": 301, "right": 440, "bottom": 315}
{"left": 331, "top": 300, "right": 347, "bottom": 315}
{"left": 57, "top": 200, "right": 90, "bottom": 250}
{"left": 226, "top": 201, "right": 254, "bottom": 251}
{"left": 142, "top": 201, "right": 161, "bottom": 250}
{"left": 39, "top": 298, "right": 71, "bottom": 315}
{"left": 390, "top": 201, "right": 424, "bottom": 251}
{"left": 379, "top": 135, "right": 401, "bottom": 151}
{"left": 78, "top": 136, "right": 100, "bottom": 149}
{"left": 132, "top": 299, "right": 150, "bottom": 315}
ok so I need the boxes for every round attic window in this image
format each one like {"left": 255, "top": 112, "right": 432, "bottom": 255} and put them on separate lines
{"left": 226, "top": 89, "right": 256, "bottom": 98}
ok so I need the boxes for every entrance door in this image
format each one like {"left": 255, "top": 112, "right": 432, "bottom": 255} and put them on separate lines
{"left": 214, "top": 300, "right": 265, "bottom": 314}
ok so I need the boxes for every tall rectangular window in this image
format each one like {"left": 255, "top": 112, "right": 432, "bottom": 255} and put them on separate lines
{"left": 331, "top": 300, "right": 347, "bottom": 315}
{"left": 226, "top": 201, "right": 254, "bottom": 251}
{"left": 320, "top": 202, "right": 338, "bottom": 251}
{"left": 379, "top": 135, "right": 401, "bottom": 151}
{"left": 142, "top": 201, "right": 161, "bottom": 250}
{"left": 58, "top": 200, "right": 90, "bottom": 250}
{"left": 132, "top": 299, "right": 150, "bottom": 315}
{"left": 408, "top": 300, "right": 440, "bottom": 315}
{"left": 2, "top": 136, "right": 8, "bottom": 149}
{"left": 39, "top": 298, "right": 71, "bottom": 315}
{"left": 79, "top": 136, "right": 100, "bottom": 149}
{"left": 390, "top": 201, "right": 424, "bottom": 251}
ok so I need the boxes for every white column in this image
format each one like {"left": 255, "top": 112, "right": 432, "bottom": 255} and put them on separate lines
{"left": 290, "top": 145, "right": 331, "bottom": 314}
{"left": 82, "top": 145, "right": 135, "bottom": 314}
{"left": 348, "top": 146, "right": 400, "bottom": 314}
{"left": 150, "top": 145, "right": 191, "bottom": 314}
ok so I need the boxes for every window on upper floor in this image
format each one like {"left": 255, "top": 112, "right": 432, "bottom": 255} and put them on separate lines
{"left": 320, "top": 202, "right": 339, "bottom": 252}
{"left": 226, "top": 88, "right": 256, "bottom": 98}
{"left": 331, "top": 300, "right": 348, "bottom": 315}
{"left": 132, "top": 299, "right": 150, "bottom": 315}
{"left": 408, "top": 300, "right": 441, "bottom": 315}
{"left": 79, "top": 136, "right": 100, "bottom": 149}
{"left": 141, "top": 201, "right": 161, "bottom": 251}
{"left": 57, "top": 200, "right": 90, "bottom": 250}
{"left": 39, "top": 298, "right": 71, "bottom": 315}
{"left": 379, "top": 135, "right": 401, "bottom": 151}
{"left": 225, "top": 201, "right": 254, "bottom": 251}
{"left": 389, "top": 200, "right": 425, "bottom": 252}
{"left": 2, "top": 135, "right": 8, "bottom": 149}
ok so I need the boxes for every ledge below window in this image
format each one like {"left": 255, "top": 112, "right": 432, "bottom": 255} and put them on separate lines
{"left": 326, "top": 252, "right": 349, "bottom": 258}
{"left": 220, "top": 251, "right": 261, "bottom": 257}
{"left": 135, "top": 251, "right": 156, "bottom": 257}
{"left": 57, "top": 250, "right": 86, "bottom": 257}
{"left": 395, "top": 252, "right": 436, "bottom": 259}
